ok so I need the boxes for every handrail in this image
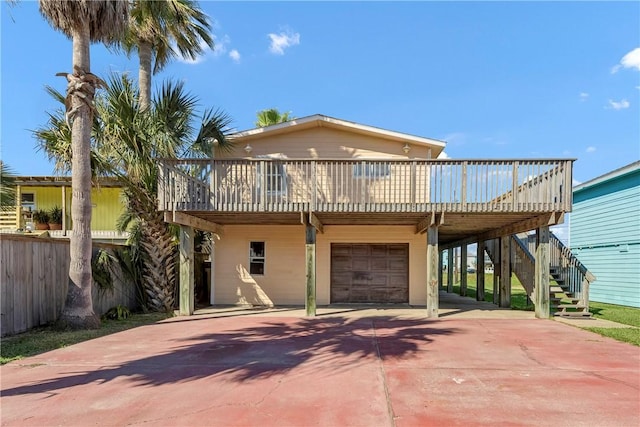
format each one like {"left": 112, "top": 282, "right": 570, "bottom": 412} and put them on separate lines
{"left": 510, "top": 235, "right": 535, "bottom": 299}
{"left": 158, "top": 158, "right": 574, "bottom": 214}
{"left": 549, "top": 232, "right": 595, "bottom": 309}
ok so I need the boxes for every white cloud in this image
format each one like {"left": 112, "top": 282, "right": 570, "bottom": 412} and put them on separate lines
{"left": 268, "top": 30, "right": 300, "bottom": 55}
{"left": 579, "top": 92, "right": 589, "bottom": 101}
{"left": 443, "top": 132, "right": 466, "bottom": 145}
{"left": 606, "top": 99, "right": 630, "bottom": 110}
{"left": 611, "top": 47, "right": 640, "bottom": 73}
{"left": 586, "top": 146, "right": 596, "bottom": 153}
{"left": 176, "top": 39, "right": 212, "bottom": 65}
{"left": 437, "top": 151, "right": 450, "bottom": 159}
{"left": 229, "top": 49, "right": 241, "bottom": 63}
{"left": 572, "top": 178, "right": 582, "bottom": 186}
{"left": 211, "top": 34, "right": 230, "bottom": 57}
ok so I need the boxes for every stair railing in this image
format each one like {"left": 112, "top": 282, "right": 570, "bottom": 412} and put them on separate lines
{"left": 510, "top": 236, "right": 535, "bottom": 299}
{"left": 549, "top": 232, "right": 596, "bottom": 310}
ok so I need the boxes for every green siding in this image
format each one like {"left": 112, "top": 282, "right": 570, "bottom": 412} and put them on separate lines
{"left": 571, "top": 168, "right": 640, "bottom": 308}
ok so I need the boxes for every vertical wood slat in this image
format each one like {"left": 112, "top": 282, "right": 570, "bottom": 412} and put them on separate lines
{"left": 157, "top": 159, "right": 573, "bottom": 214}
{"left": 426, "top": 225, "right": 439, "bottom": 318}
{"left": 0, "top": 235, "right": 138, "bottom": 337}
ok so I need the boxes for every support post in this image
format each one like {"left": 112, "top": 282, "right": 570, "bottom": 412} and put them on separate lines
{"left": 447, "top": 248, "right": 454, "bottom": 293}
{"left": 426, "top": 225, "right": 439, "bottom": 318}
{"left": 209, "top": 239, "right": 216, "bottom": 305}
{"left": 499, "top": 236, "right": 511, "bottom": 308}
{"left": 477, "top": 240, "right": 485, "bottom": 302}
{"left": 61, "top": 185, "right": 67, "bottom": 236}
{"left": 535, "top": 226, "right": 551, "bottom": 318}
{"left": 15, "top": 185, "right": 22, "bottom": 229}
{"left": 179, "top": 225, "right": 195, "bottom": 316}
{"left": 460, "top": 244, "right": 468, "bottom": 297}
{"left": 305, "top": 224, "right": 316, "bottom": 316}
{"left": 438, "top": 250, "right": 444, "bottom": 289}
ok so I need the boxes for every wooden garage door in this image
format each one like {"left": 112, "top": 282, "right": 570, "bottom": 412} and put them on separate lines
{"left": 331, "top": 243, "right": 409, "bottom": 303}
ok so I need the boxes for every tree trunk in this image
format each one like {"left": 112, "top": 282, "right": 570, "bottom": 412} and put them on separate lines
{"left": 138, "top": 40, "right": 153, "bottom": 111}
{"left": 57, "top": 21, "right": 100, "bottom": 330}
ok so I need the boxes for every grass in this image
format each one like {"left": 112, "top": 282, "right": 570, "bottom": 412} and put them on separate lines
{"left": 445, "top": 273, "right": 534, "bottom": 311}
{"left": 0, "top": 312, "right": 170, "bottom": 365}
{"left": 445, "top": 272, "right": 640, "bottom": 346}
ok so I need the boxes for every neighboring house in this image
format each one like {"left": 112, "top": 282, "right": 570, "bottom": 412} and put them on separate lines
{"left": 0, "top": 176, "right": 128, "bottom": 243}
{"left": 158, "top": 114, "right": 576, "bottom": 317}
{"left": 570, "top": 161, "right": 640, "bottom": 308}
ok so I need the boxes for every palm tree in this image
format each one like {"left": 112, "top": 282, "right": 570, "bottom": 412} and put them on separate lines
{"left": 35, "top": 74, "right": 233, "bottom": 312}
{"left": 38, "top": 0, "right": 128, "bottom": 329}
{"left": 0, "top": 161, "right": 17, "bottom": 207}
{"left": 255, "top": 108, "right": 294, "bottom": 127}
{"left": 121, "top": 0, "right": 214, "bottom": 110}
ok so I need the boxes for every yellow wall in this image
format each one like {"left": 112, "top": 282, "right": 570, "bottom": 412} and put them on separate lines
{"left": 22, "top": 186, "right": 124, "bottom": 231}
{"left": 214, "top": 225, "right": 428, "bottom": 306}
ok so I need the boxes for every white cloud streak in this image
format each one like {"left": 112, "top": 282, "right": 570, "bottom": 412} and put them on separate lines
{"left": 611, "top": 47, "right": 640, "bottom": 73}
{"left": 586, "top": 146, "right": 596, "bottom": 153}
{"left": 229, "top": 49, "right": 241, "bottom": 63}
{"left": 607, "top": 99, "right": 630, "bottom": 110}
{"left": 268, "top": 30, "right": 300, "bottom": 55}
{"left": 579, "top": 92, "right": 589, "bottom": 101}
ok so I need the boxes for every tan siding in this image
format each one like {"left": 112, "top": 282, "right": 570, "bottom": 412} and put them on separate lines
{"left": 214, "top": 225, "right": 306, "bottom": 305}
{"left": 227, "top": 127, "right": 432, "bottom": 160}
{"left": 214, "top": 225, "right": 428, "bottom": 306}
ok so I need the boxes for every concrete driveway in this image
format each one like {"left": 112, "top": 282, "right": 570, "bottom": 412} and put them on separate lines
{"left": 1, "top": 295, "right": 639, "bottom": 427}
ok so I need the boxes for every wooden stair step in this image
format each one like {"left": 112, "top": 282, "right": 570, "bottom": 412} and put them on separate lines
{"left": 554, "top": 311, "right": 593, "bottom": 318}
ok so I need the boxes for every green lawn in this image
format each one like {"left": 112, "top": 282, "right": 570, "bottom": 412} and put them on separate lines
{"left": 444, "top": 273, "right": 533, "bottom": 311}
{"left": 1, "top": 312, "right": 169, "bottom": 365}
{"left": 444, "top": 272, "right": 640, "bottom": 346}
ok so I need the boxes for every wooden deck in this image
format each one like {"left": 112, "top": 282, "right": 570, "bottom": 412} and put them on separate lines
{"left": 158, "top": 158, "right": 573, "bottom": 245}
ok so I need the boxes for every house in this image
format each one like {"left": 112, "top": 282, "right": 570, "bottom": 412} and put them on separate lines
{"left": 158, "top": 114, "right": 577, "bottom": 318}
{"left": 570, "top": 161, "right": 640, "bottom": 308}
{"left": 0, "top": 176, "right": 128, "bottom": 243}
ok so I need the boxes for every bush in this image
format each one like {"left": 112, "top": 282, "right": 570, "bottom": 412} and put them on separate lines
{"left": 48, "top": 206, "right": 63, "bottom": 224}
{"left": 32, "top": 209, "right": 50, "bottom": 224}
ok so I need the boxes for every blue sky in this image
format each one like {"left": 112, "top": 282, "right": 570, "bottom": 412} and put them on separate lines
{"left": 2, "top": 1, "right": 639, "bottom": 185}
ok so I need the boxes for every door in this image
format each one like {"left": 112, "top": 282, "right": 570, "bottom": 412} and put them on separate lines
{"left": 331, "top": 243, "right": 409, "bottom": 303}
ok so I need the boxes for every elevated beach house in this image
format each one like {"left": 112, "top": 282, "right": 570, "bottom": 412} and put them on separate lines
{"left": 158, "top": 114, "right": 586, "bottom": 318}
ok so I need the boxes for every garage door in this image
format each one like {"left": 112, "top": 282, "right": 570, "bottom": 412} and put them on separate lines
{"left": 331, "top": 243, "right": 409, "bottom": 303}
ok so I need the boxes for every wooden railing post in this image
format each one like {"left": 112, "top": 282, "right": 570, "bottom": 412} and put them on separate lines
{"left": 512, "top": 161, "right": 519, "bottom": 211}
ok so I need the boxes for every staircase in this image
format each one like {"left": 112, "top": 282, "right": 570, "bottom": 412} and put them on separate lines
{"left": 484, "top": 233, "right": 595, "bottom": 317}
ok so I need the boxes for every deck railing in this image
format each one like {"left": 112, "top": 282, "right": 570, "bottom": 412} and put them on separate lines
{"left": 0, "top": 206, "right": 21, "bottom": 230}
{"left": 158, "top": 159, "right": 573, "bottom": 214}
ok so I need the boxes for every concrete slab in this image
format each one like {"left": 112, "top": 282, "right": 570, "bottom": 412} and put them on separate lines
{"left": 1, "top": 309, "right": 638, "bottom": 427}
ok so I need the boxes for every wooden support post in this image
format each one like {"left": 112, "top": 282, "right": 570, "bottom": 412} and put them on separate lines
{"left": 179, "top": 225, "right": 195, "bottom": 316}
{"left": 447, "top": 248, "right": 454, "bottom": 293}
{"left": 535, "top": 226, "right": 550, "bottom": 318}
{"left": 305, "top": 224, "right": 316, "bottom": 316}
{"left": 477, "top": 240, "right": 485, "bottom": 302}
{"left": 493, "top": 239, "right": 499, "bottom": 304}
{"left": 499, "top": 236, "right": 511, "bottom": 308}
{"left": 426, "top": 225, "right": 439, "bottom": 318}
{"left": 61, "top": 185, "right": 67, "bottom": 236}
{"left": 15, "top": 185, "right": 22, "bottom": 229}
{"left": 438, "top": 250, "right": 444, "bottom": 289}
{"left": 460, "top": 244, "right": 468, "bottom": 297}
{"left": 209, "top": 240, "right": 216, "bottom": 305}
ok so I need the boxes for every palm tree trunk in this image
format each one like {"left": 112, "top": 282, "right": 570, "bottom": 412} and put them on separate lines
{"left": 138, "top": 40, "right": 153, "bottom": 111}
{"left": 58, "top": 20, "right": 99, "bottom": 330}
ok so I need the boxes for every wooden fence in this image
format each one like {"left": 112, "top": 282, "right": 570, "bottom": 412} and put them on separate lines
{"left": 0, "top": 234, "right": 138, "bottom": 336}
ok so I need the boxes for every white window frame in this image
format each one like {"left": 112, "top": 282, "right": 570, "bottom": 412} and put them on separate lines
{"left": 353, "top": 162, "right": 391, "bottom": 179}
{"left": 256, "top": 156, "right": 288, "bottom": 196}
{"left": 21, "top": 193, "right": 35, "bottom": 212}
{"left": 249, "top": 241, "right": 265, "bottom": 275}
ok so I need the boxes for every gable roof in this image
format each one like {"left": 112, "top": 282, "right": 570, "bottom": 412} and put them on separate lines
{"left": 573, "top": 161, "right": 640, "bottom": 193}
{"left": 230, "top": 114, "right": 447, "bottom": 157}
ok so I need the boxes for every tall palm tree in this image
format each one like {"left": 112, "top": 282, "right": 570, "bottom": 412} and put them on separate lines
{"left": 255, "top": 108, "right": 294, "bottom": 127}
{"left": 122, "top": 0, "right": 214, "bottom": 110}
{"left": 0, "top": 161, "right": 17, "bottom": 207}
{"left": 35, "top": 74, "right": 233, "bottom": 312}
{"left": 38, "top": 0, "right": 128, "bottom": 329}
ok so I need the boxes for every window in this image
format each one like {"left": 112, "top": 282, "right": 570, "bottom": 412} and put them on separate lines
{"left": 257, "top": 157, "right": 287, "bottom": 195}
{"left": 249, "top": 241, "right": 265, "bottom": 275}
{"left": 353, "top": 162, "right": 390, "bottom": 178}
{"left": 21, "top": 193, "right": 35, "bottom": 212}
